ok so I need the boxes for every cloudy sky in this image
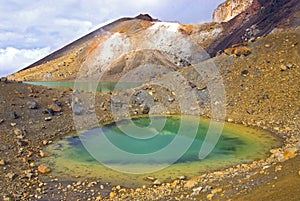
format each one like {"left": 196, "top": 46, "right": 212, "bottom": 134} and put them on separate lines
{"left": 0, "top": 0, "right": 224, "bottom": 77}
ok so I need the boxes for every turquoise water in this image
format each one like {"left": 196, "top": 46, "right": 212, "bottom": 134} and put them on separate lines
{"left": 42, "top": 116, "right": 281, "bottom": 187}
{"left": 25, "top": 82, "right": 141, "bottom": 93}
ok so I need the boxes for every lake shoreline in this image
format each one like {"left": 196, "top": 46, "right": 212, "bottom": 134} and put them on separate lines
{"left": 0, "top": 79, "right": 298, "bottom": 200}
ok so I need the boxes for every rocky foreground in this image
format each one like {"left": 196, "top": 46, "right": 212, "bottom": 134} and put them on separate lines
{"left": 0, "top": 28, "right": 299, "bottom": 200}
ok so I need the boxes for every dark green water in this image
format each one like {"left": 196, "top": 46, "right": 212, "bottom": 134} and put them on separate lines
{"left": 25, "top": 82, "right": 141, "bottom": 93}
{"left": 42, "top": 116, "right": 281, "bottom": 187}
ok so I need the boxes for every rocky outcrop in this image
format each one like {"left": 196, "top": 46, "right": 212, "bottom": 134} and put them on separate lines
{"left": 208, "top": 0, "right": 300, "bottom": 56}
{"left": 213, "top": 0, "right": 258, "bottom": 22}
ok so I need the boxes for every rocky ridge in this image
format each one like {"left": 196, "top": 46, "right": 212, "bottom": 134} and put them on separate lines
{"left": 213, "top": 0, "right": 257, "bottom": 22}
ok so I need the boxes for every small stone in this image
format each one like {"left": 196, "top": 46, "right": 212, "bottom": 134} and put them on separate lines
{"left": 100, "top": 185, "right": 104, "bottom": 190}
{"left": 39, "top": 150, "right": 51, "bottom": 158}
{"left": 0, "top": 159, "right": 6, "bottom": 166}
{"left": 48, "top": 103, "right": 62, "bottom": 112}
{"left": 178, "top": 175, "right": 187, "bottom": 180}
{"left": 146, "top": 176, "right": 156, "bottom": 181}
{"left": 265, "top": 44, "right": 271, "bottom": 48}
{"left": 153, "top": 179, "right": 161, "bottom": 185}
{"left": 45, "top": 117, "right": 52, "bottom": 121}
{"left": 0, "top": 118, "right": 4, "bottom": 124}
{"left": 280, "top": 65, "right": 287, "bottom": 71}
{"left": 241, "top": 69, "right": 249, "bottom": 77}
{"left": 262, "top": 94, "right": 270, "bottom": 99}
{"left": 192, "top": 186, "right": 203, "bottom": 193}
{"left": 211, "top": 188, "right": 222, "bottom": 194}
{"left": 184, "top": 180, "right": 198, "bottom": 189}
{"left": 27, "top": 101, "right": 38, "bottom": 109}
{"left": 38, "top": 165, "right": 51, "bottom": 174}
{"left": 13, "top": 128, "right": 23, "bottom": 135}
{"left": 13, "top": 112, "right": 20, "bottom": 119}
{"left": 17, "top": 140, "right": 28, "bottom": 146}
{"left": 298, "top": 170, "right": 300, "bottom": 176}
{"left": 203, "top": 185, "right": 213, "bottom": 192}
{"left": 109, "top": 191, "right": 117, "bottom": 198}
{"left": 227, "top": 118, "right": 234, "bottom": 123}
{"left": 6, "top": 173, "right": 17, "bottom": 180}
{"left": 275, "top": 165, "right": 282, "bottom": 172}
{"left": 10, "top": 123, "right": 17, "bottom": 127}
{"left": 207, "top": 193, "right": 214, "bottom": 200}
{"left": 279, "top": 148, "right": 298, "bottom": 162}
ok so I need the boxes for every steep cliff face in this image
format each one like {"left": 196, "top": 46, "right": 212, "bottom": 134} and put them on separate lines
{"left": 213, "top": 0, "right": 258, "bottom": 22}
{"left": 208, "top": 0, "right": 300, "bottom": 56}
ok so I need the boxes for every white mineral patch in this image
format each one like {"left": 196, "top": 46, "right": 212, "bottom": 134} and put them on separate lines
{"left": 149, "top": 22, "right": 179, "bottom": 33}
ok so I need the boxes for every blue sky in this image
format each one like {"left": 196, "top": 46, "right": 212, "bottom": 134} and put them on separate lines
{"left": 0, "top": 0, "right": 224, "bottom": 77}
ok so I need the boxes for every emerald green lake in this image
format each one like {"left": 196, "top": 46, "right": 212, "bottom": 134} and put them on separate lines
{"left": 41, "top": 116, "right": 281, "bottom": 188}
{"left": 25, "top": 82, "right": 141, "bottom": 93}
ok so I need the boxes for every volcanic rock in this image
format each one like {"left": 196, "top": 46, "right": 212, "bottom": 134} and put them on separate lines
{"left": 27, "top": 101, "right": 38, "bottom": 109}
{"left": 213, "top": 0, "right": 259, "bottom": 22}
{"left": 0, "top": 159, "right": 6, "bottom": 166}
{"left": 38, "top": 165, "right": 51, "bottom": 174}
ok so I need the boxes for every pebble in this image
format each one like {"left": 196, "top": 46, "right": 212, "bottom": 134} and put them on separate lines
{"left": 227, "top": 118, "right": 234, "bottom": 122}
{"left": 45, "top": 117, "right": 52, "bottom": 121}
{"left": 0, "top": 159, "right": 6, "bottom": 166}
{"left": 27, "top": 101, "right": 39, "bottom": 109}
{"left": 192, "top": 186, "right": 203, "bottom": 193}
{"left": 109, "top": 191, "right": 117, "bottom": 198}
{"left": 6, "top": 172, "right": 17, "bottom": 180}
{"left": 275, "top": 165, "right": 282, "bottom": 172}
{"left": 146, "top": 176, "right": 156, "bottom": 181}
{"left": 10, "top": 123, "right": 17, "bottom": 127}
{"left": 265, "top": 44, "right": 271, "bottom": 48}
{"left": 280, "top": 65, "right": 287, "bottom": 71}
{"left": 278, "top": 148, "right": 297, "bottom": 162}
{"left": 13, "top": 128, "right": 23, "bottom": 135}
{"left": 207, "top": 193, "right": 214, "bottom": 200}
{"left": 39, "top": 150, "right": 51, "bottom": 157}
{"left": 178, "top": 175, "right": 187, "bottom": 180}
{"left": 48, "top": 103, "right": 62, "bottom": 112}
{"left": 38, "top": 165, "right": 51, "bottom": 174}
{"left": 241, "top": 69, "right": 249, "bottom": 77}
{"left": 184, "top": 180, "right": 198, "bottom": 189}
{"left": 153, "top": 179, "right": 161, "bottom": 185}
{"left": 0, "top": 118, "right": 4, "bottom": 124}
{"left": 17, "top": 140, "right": 28, "bottom": 146}
{"left": 211, "top": 188, "right": 222, "bottom": 194}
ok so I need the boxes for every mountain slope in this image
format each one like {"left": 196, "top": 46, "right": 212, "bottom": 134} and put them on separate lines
{"left": 7, "top": 0, "right": 300, "bottom": 82}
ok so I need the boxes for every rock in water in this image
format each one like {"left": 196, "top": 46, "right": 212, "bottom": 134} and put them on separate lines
{"left": 38, "top": 165, "right": 51, "bottom": 174}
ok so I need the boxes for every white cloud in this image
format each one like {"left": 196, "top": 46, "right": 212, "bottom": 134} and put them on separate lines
{"left": 0, "top": 47, "right": 51, "bottom": 77}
